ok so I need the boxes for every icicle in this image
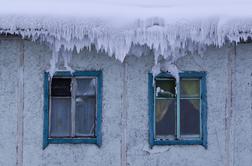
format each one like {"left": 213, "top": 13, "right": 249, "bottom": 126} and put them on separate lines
{"left": 1, "top": 15, "right": 252, "bottom": 79}
{"left": 48, "top": 45, "right": 59, "bottom": 77}
{"left": 62, "top": 50, "right": 73, "bottom": 73}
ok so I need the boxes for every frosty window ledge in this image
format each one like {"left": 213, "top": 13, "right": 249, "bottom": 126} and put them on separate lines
{"left": 148, "top": 71, "right": 207, "bottom": 149}
{"left": 43, "top": 71, "right": 102, "bottom": 149}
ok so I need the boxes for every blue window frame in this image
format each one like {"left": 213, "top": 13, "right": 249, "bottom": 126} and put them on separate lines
{"left": 148, "top": 71, "right": 207, "bottom": 148}
{"left": 43, "top": 71, "right": 102, "bottom": 149}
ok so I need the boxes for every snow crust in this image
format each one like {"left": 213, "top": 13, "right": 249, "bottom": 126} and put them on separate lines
{"left": 0, "top": 0, "right": 252, "bottom": 76}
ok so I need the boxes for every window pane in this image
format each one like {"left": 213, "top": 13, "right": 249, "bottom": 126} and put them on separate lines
{"left": 51, "top": 78, "right": 71, "bottom": 96}
{"left": 180, "top": 99, "right": 200, "bottom": 136}
{"left": 155, "top": 99, "right": 176, "bottom": 137}
{"left": 75, "top": 96, "right": 96, "bottom": 136}
{"left": 156, "top": 79, "right": 176, "bottom": 98}
{"left": 180, "top": 79, "right": 200, "bottom": 98}
{"left": 76, "top": 78, "right": 96, "bottom": 96}
{"left": 50, "top": 98, "right": 71, "bottom": 137}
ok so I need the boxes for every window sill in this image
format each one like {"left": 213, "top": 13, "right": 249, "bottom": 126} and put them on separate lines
{"left": 43, "top": 137, "right": 101, "bottom": 149}
{"left": 151, "top": 139, "right": 207, "bottom": 149}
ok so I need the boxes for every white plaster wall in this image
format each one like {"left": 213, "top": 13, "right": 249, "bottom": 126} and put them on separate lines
{"left": 233, "top": 44, "right": 252, "bottom": 166}
{"left": 0, "top": 38, "right": 21, "bottom": 166}
{"left": 126, "top": 46, "right": 230, "bottom": 166}
{"left": 0, "top": 36, "right": 251, "bottom": 166}
{"left": 22, "top": 43, "right": 123, "bottom": 166}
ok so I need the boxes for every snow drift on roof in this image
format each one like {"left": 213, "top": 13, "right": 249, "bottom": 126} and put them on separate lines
{"left": 0, "top": 0, "right": 252, "bottom": 76}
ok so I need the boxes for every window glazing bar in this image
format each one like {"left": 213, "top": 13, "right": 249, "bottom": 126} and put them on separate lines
{"left": 199, "top": 79, "right": 202, "bottom": 138}
{"left": 71, "top": 78, "right": 76, "bottom": 137}
{"left": 180, "top": 97, "right": 201, "bottom": 99}
{"left": 49, "top": 79, "right": 52, "bottom": 136}
{"left": 153, "top": 82, "right": 156, "bottom": 138}
{"left": 176, "top": 80, "right": 180, "bottom": 139}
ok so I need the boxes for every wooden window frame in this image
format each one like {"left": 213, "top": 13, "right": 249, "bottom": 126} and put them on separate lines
{"left": 148, "top": 71, "right": 207, "bottom": 148}
{"left": 43, "top": 71, "right": 102, "bottom": 149}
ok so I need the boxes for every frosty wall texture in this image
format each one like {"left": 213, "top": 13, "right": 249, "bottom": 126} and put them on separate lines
{"left": 0, "top": 36, "right": 251, "bottom": 166}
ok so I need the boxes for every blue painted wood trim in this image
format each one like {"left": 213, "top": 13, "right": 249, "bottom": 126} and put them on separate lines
{"left": 43, "top": 70, "right": 103, "bottom": 149}
{"left": 149, "top": 71, "right": 208, "bottom": 148}
{"left": 96, "top": 71, "right": 103, "bottom": 147}
{"left": 53, "top": 71, "right": 102, "bottom": 77}
{"left": 179, "top": 71, "right": 206, "bottom": 78}
{"left": 156, "top": 71, "right": 206, "bottom": 79}
{"left": 48, "top": 138, "right": 97, "bottom": 144}
{"left": 154, "top": 139, "right": 203, "bottom": 145}
{"left": 73, "top": 71, "right": 102, "bottom": 77}
{"left": 43, "top": 72, "right": 49, "bottom": 149}
{"left": 53, "top": 71, "right": 72, "bottom": 77}
{"left": 201, "top": 73, "right": 208, "bottom": 149}
{"left": 148, "top": 73, "right": 154, "bottom": 148}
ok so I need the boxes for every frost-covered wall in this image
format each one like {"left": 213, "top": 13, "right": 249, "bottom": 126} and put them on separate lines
{"left": 1, "top": 0, "right": 252, "bottom": 80}
{"left": 0, "top": 36, "right": 252, "bottom": 166}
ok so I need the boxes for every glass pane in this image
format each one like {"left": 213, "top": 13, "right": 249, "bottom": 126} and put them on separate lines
{"left": 75, "top": 96, "right": 96, "bottom": 136}
{"left": 76, "top": 78, "right": 96, "bottom": 96}
{"left": 180, "top": 99, "right": 200, "bottom": 136}
{"left": 51, "top": 78, "right": 71, "bottom": 96}
{"left": 155, "top": 99, "right": 176, "bottom": 137}
{"left": 155, "top": 79, "right": 176, "bottom": 98}
{"left": 180, "top": 79, "right": 200, "bottom": 98}
{"left": 50, "top": 98, "right": 71, "bottom": 137}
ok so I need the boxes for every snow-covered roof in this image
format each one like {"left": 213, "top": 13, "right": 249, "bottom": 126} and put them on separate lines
{"left": 1, "top": 0, "right": 252, "bottom": 76}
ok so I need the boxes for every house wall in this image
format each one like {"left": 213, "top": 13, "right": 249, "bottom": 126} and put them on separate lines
{"left": 0, "top": 36, "right": 251, "bottom": 166}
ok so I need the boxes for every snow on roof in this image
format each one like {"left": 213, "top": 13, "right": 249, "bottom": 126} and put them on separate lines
{"left": 1, "top": 0, "right": 252, "bottom": 76}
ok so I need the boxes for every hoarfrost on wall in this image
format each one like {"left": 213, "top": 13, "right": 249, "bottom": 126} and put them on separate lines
{"left": 0, "top": 0, "right": 252, "bottom": 76}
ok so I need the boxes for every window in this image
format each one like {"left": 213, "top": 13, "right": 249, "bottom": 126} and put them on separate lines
{"left": 43, "top": 71, "right": 102, "bottom": 149}
{"left": 148, "top": 72, "right": 207, "bottom": 148}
